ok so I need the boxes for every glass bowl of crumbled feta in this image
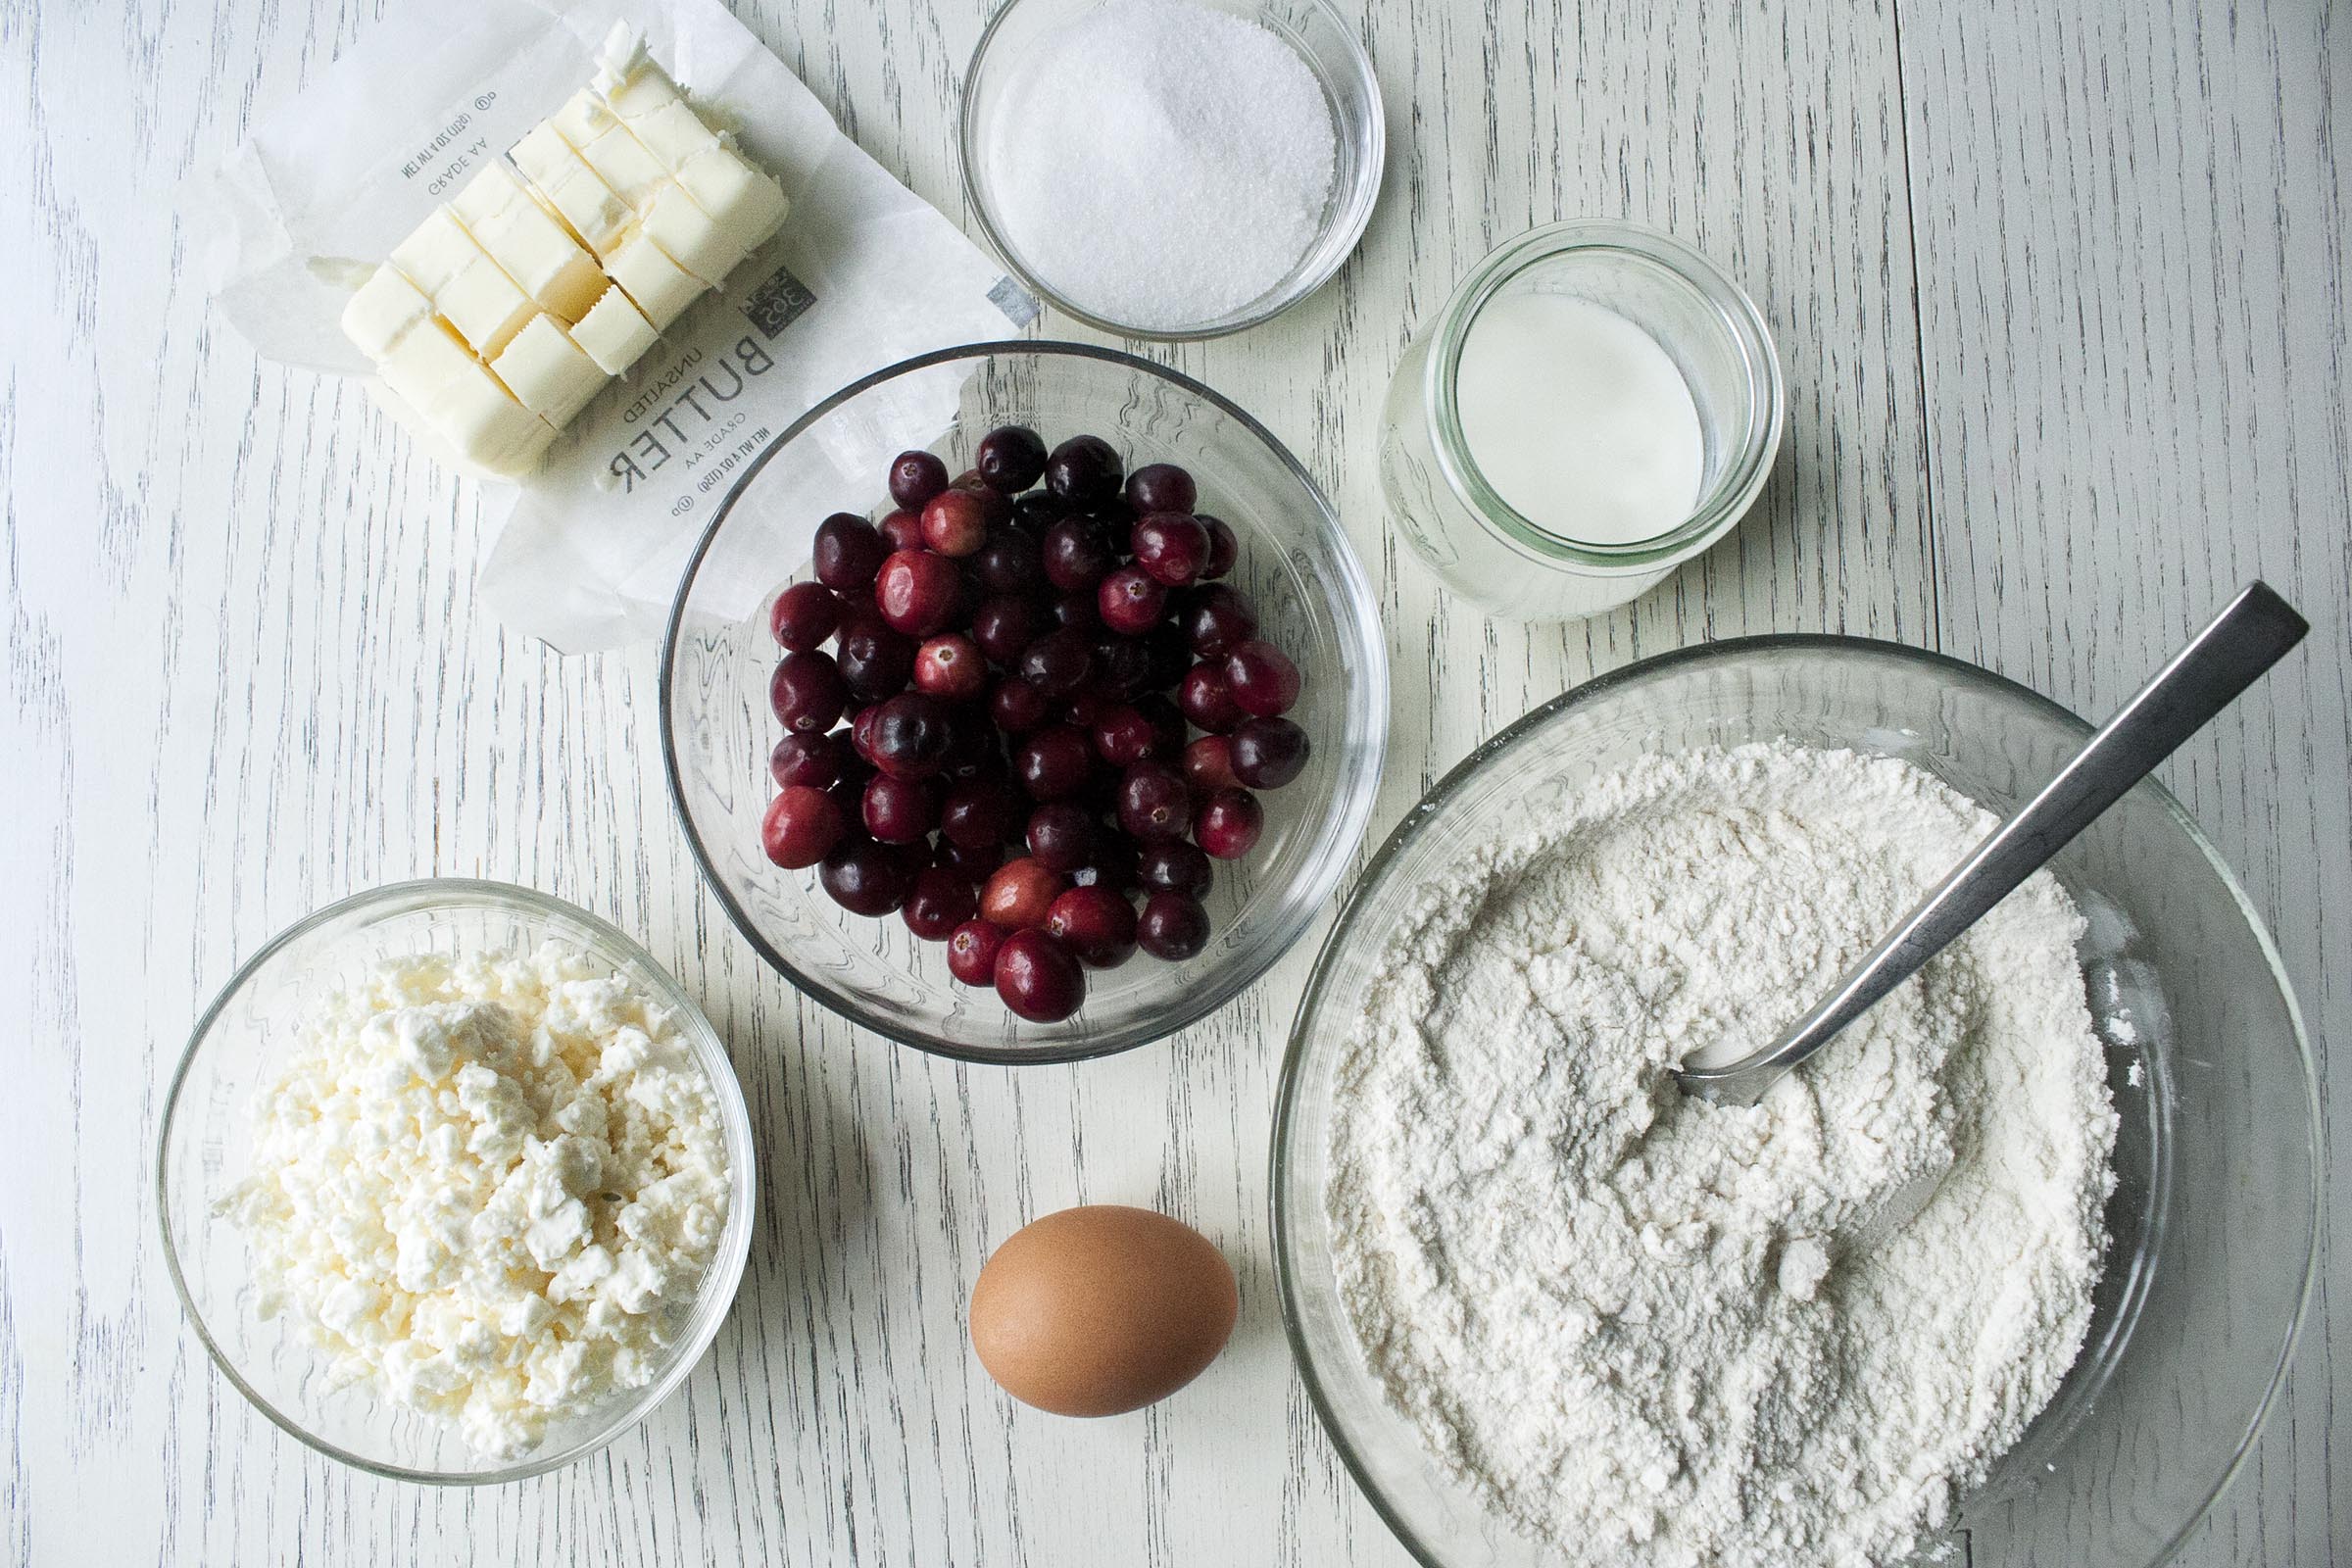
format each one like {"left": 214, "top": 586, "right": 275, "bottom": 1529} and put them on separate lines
{"left": 157, "top": 879, "right": 757, "bottom": 1483}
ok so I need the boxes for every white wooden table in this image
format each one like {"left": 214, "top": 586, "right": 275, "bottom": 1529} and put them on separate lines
{"left": 3, "top": 0, "right": 2342, "bottom": 1562}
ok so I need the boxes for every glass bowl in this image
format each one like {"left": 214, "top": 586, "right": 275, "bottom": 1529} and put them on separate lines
{"left": 957, "top": 0, "right": 1385, "bottom": 339}
{"left": 156, "top": 880, "right": 759, "bottom": 1484}
{"left": 1273, "top": 638, "right": 2321, "bottom": 1568}
{"left": 662, "top": 341, "right": 1389, "bottom": 1062}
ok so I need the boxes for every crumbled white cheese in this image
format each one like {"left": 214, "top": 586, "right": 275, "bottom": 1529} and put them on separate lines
{"left": 215, "top": 941, "right": 731, "bottom": 1459}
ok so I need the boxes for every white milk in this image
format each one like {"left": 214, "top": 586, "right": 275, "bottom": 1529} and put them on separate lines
{"left": 1453, "top": 292, "right": 1705, "bottom": 546}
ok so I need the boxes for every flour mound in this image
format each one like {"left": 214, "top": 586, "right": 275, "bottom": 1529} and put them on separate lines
{"left": 1329, "top": 742, "right": 2117, "bottom": 1568}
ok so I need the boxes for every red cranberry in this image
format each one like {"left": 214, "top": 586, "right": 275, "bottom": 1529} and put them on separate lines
{"left": 1224, "top": 639, "right": 1301, "bottom": 717}
{"left": 938, "top": 701, "right": 1000, "bottom": 778}
{"left": 813, "top": 513, "right": 887, "bottom": 591}
{"left": 981, "top": 858, "right": 1066, "bottom": 930}
{"left": 1178, "top": 584, "right": 1257, "bottom": 657}
{"left": 1137, "top": 891, "right": 1211, "bottom": 960}
{"left": 1124, "top": 462, "right": 1197, "bottom": 515}
{"left": 1093, "top": 636, "right": 1154, "bottom": 700}
{"left": 935, "top": 839, "right": 1005, "bottom": 884}
{"left": 991, "top": 676, "right": 1053, "bottom": 733}
{"left": 770, "top": 650, "right": 848, "bottom": 734}
{"left": 1198, "top": 514, "right": 1239, "bottom": 579}
{"left": 976, "top": 424, "right": 1049, "bottom": 491}
{"left": 878, "top": 508, "right": 927, "bottom": 554}
{"left": 913, "top": 633, "right": 987, "bottom": 700}
{"left": 902, "top": 866, "right": 977, "bottom": 941}
{"left": 1177, "top": 662, "right": 1245, "bottom": 732}
{"left": 940, "top": 775, "right": 1023, "bottom": 849}
{"left": 1138, "top": 838, "right": 1213, "bottom": 898}
{"left": 1117, "top": 763, "right": 1193, "bottom": 841}
{"left": 1231, "top": 716, "right": 1309, "bottom": 789}
{"left": 889, "top": 450, "right": 951, "bottom": 510}
{"left": 1064, "top": 689, "right": 1117, "bottom": 730}
{"left": 1019, "top": 627, "right": 1096, "bottom": 700}
{"left": 1044, "top": 434, "right": 1122, "bottom": 507}
{"left": 994, "top": 929, "right": 1085, "bottom": 1021}
{"left": 874, "top": 549, "right": 961, "bottom": 637}
{"left": 771, "top": 730, "right": 843, "bottom": 790}
{"left": 1009, "top": 491, "right": 1066, "bottom": 535}
{"left": 1051, "top": 590, "right": 1102, "bottom": 633}
{"left": 971, "top": 596, "right": 1045, "bottom": 665}
{"left": 1098, "top": 565, "right": 1167, "bottom": 635}
{"left": 770, "top": 581, "right": 839, "bottom": 650}
{"left": 1073, "top": 832, "right": 1140, "bottom": 894}
{"left": 1025, "top": 802, "right": 1099, "bottom": 871}
{"left": 819, "top": 838, "right": 916, "bottom": 915}
{"left": 1135, "top": 693, "right": 1188, "bottom": 758}
{"left": 761, "top": 786, "right": 845, "bottom": 869}
{"left": 1131, "top": 513, "right": 1210, "bottom": 586}
{"left": 1182, "top": 734, "right": 1242, "bottom": 793}
{"left": 861, "top": 772, "right": 938, "bottom": 843}
{"left": 1195, "top": 789, "right": 1263, "bottom": 858}
{"left": 1142, "top": 624, "right": 1193, "bottom": 690}
{"left": 972, "top": 532, "right": 1043, "bottom": 596}
{"left": 1042, "top": 517, "right": 1116, "bottom": 593}
{"left": 1045, "top": 886, "right": 1138, "bottom": 968}
{"left": 946, "top": 919, "right": 1007, "bottom": 986}
{"left": 835, "top": 620, "right": 912, "bottom": 703}
{"left": 920, "top": 489, "right": 990, "bottom": 558}
{"left": 1091, "top": 705, "right": 1159, "bottom": 767}
{"left": 869, "top": 692, "right": 952, "bottom": 780}
{"left": 1015, "top": 725, "right": 1094, "bottom": 800}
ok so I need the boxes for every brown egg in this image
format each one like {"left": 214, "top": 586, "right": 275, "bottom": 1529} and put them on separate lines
{"left": 968, "top": 1204, "right": 1239, "bottom": 1417}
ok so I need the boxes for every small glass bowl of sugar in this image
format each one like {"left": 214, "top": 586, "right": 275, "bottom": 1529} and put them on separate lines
{"left": 960, "top": 0, "right": 1384, "bottom": 339}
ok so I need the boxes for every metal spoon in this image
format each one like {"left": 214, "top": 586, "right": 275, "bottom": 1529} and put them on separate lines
{"left": 1676, "top": 581, "right": 2308, "bottom": 1107}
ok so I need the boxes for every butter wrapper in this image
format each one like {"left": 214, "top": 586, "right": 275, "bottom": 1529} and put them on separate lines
{"left": 211, "top": 0, "right": 1033, "bottom": 651}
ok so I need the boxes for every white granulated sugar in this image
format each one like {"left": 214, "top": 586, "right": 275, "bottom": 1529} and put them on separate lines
{"left": 1330, "top": 742, "right": 2118, "bottom": 1568}
{"left": 987, "top": 0, "right": 1338, "bottom": 328}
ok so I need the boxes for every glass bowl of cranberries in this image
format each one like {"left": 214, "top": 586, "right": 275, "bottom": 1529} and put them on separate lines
{"left": 662, "top": 341, "right": 1389, "bottom": 1061}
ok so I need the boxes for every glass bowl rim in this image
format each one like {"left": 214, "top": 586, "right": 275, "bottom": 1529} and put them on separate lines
{"left": 1420, "top": 218, "right": 1787, "bottom": 570}
{"left": 1268, "top": 632, "right": 2324, "bottom": 1568}
{"left": 154, "top": 876, "right": 760, "bottom": 1486}
{"left": 955, "top": 0, "right": 1386, "bottom": 341}
{"left": 660, "top": 337, "right": 1392, "bottom": 1064}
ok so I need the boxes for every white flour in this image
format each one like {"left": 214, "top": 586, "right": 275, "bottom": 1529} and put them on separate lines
{"left": 1329, "top": 742, "right": 2117, "bottom": 1568}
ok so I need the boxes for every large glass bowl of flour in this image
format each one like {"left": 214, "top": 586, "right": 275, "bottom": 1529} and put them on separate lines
{"left": 1272, "top": 637, "right": 2320, "bottom": 1568}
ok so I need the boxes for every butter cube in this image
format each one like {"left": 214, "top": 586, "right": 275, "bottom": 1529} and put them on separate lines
{"left": 673, "top": 146, "right": 790, "bottom": 257}
{"left": 389, "top": 208, "right": 480, "bottom": 295}
{"left": 429, "top": 367, "right": 559, "bottom": 474}
{"left": 641, "top": 184, "right": 747, "bottom": 287}
{"left": 435, "top": 249, "right": 536, "bottom": 359}
{"left": 341, "top": 264, "right": 433, "bottom": 360}
{"left": 377, "top": 317, "right": 482, "bottom": 410}
{"left": 492, "top": 315, "right": 609, "bottom": 426}
{"left": 618, "top": 100, "right": 718, "bottom": 173}
{"left": 569, "top": 284, "right": 660, "bottom": 375}
{"left": 548, "top": 88, "right": 621, "bottom": 153}
{"left": 605, "top": 232, "right": 706, "bottom": 329}
{"left": 574, "top": 124, "right": 671, "bottom": 214}
{"left": 596, "top": 31, "right": 682, "bottom": 120}
{"left": 454, "top": 165, "right": 606, "bottom": 322}
{"left": 512, "top": 123, "right": 634, "bottom": 258}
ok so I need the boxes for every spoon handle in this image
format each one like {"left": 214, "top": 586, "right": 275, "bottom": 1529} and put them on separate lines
{"left": 1682, "top": 581, "right": 2308, "bottom": 1106}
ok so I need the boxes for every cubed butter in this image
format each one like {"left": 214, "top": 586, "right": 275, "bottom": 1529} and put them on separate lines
{"left": 604, "top": 232, "right": 707, "bottom": 329}
{"left": 492, "top": 315, "right": 609, "bottom": 426}
{"left": 573, "top": 124, "right": 672, "bottom": 214}
{"left": 512, "top": 123, "right": 635, "bottom": 258}
{"left": 388, "top": 207, "right": 481, "bottom": 295}
{"left": 377, "top": 317, "right": 482, "bottom": 410}
{"left": 641, "top": 184, "right": 747, "bottom": 287}
{"left": 569, "top": 284, "right": 660, "bottom": 375}
{"left": 548, "top": 88, "right": 621, "bottom": 153}
{"left": 454, "top": 165, "right": 606, "bottom": 322}
{"left": 435, "top": 250, "right": 537, "bottom": 359}
{"left": 595, "top": 29, "right": 681, "bottom": 119}
{"left": 673, "top": 145, "right": 790, "bottom": 257}
{"left": 427, "top": 366, "right": 559, "bottom": 474}
{"left": 616, "top": 99, "right": 718, "bottom": 173}
{"left": 340, "top": 264, "right": 433, "bottom": 360}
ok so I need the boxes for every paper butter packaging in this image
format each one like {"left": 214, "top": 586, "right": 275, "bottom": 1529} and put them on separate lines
{"left": 211, "top": 0, "right": 1034, "bottom": 651}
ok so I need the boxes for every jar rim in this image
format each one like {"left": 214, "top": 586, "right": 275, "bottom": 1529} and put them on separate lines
{"left": 1421, "top": 219, "right": 1786, "bottom": 569}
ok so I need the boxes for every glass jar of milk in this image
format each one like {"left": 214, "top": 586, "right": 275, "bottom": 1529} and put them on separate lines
{"left": 1379, "top": 220, "right": 1783, "bottom": 620}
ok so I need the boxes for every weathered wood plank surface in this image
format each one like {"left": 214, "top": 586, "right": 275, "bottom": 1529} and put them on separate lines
{"left": 0, "top": 0, "right": 2338, "bottom": 1562}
